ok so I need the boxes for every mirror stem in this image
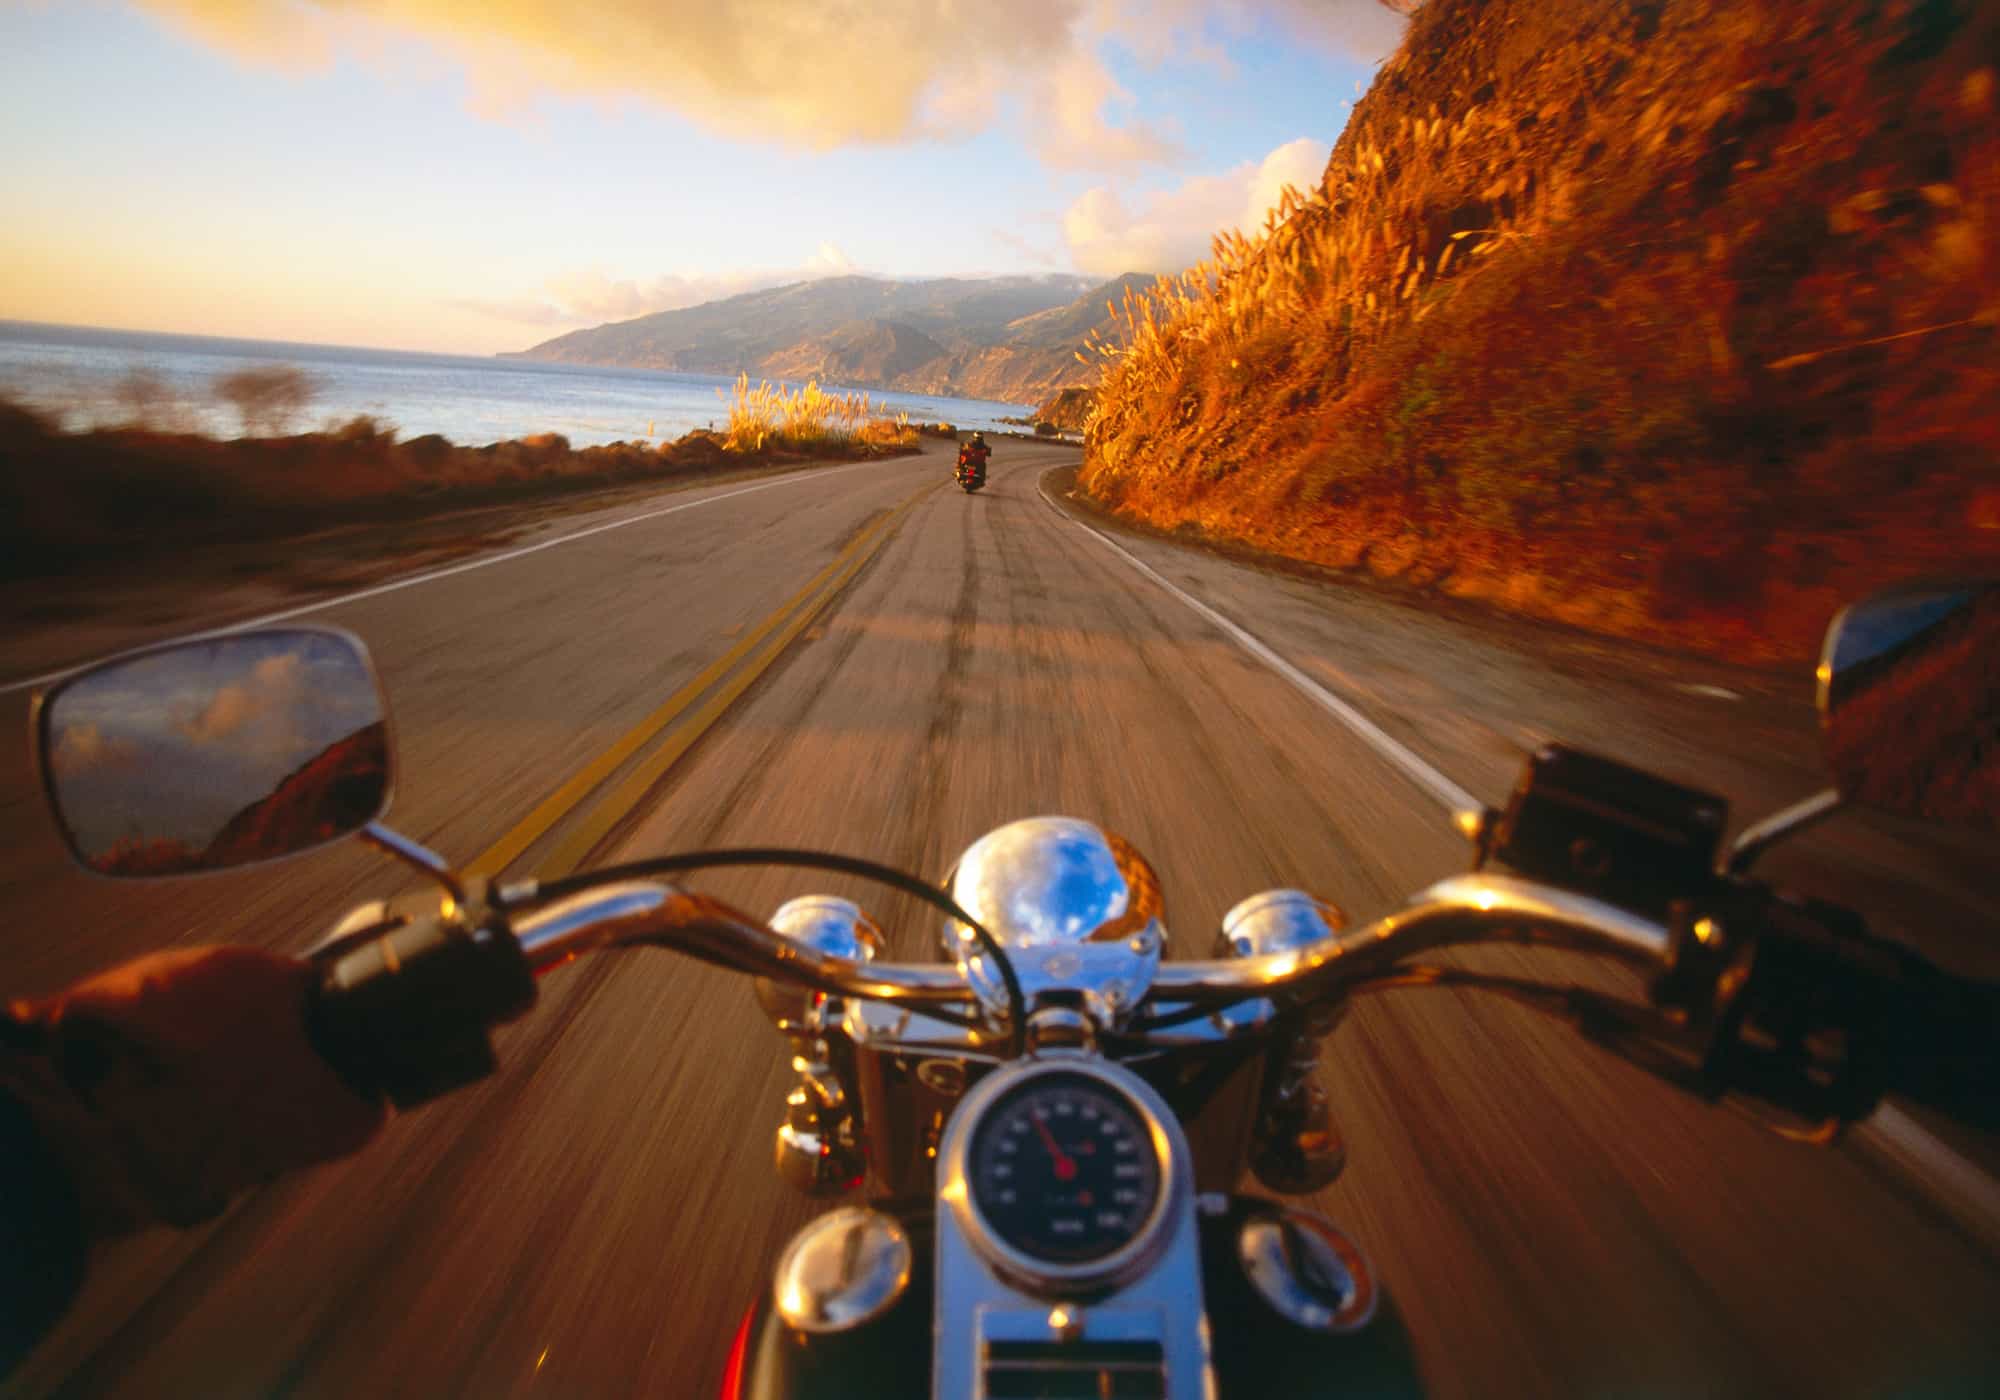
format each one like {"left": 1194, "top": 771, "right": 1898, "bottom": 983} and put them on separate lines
{"left": 361, "top": 822, "right": 466, "bottom": 902}
{"left": 1725, "top": 789, "right": 1843, "bottom": 876}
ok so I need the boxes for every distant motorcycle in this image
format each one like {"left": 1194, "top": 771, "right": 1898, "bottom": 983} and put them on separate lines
{"left": 956, "top": 439, "right": 989, "bottom": 493}
{"left": 28, "top": 580, "right": 2000, "bottom": 1398}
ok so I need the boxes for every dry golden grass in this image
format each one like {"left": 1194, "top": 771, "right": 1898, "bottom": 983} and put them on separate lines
{"left": 719, "top": 372, "right": 915, "bottom": 453}
{"left": 1082, "top": 0, "right": 2000, "bottom": 661}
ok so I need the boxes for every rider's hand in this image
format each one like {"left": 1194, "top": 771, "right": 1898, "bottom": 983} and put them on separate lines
{"left": 6, "top": 946, "right": 385, "bottom": 1235}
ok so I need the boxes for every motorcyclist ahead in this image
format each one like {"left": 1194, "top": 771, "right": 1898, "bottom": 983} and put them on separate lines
{"left": 956, "top": 432, "right": 990, "bottom": 485}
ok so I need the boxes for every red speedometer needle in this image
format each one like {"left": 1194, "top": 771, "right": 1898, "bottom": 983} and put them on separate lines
{"left": 1031, "top": 1114, "right": 1078, "bottom": 1182}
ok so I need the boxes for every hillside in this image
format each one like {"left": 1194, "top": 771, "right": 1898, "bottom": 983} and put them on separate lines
{"left": 203, "top": 722, "right": 391, "bottom": 867}
{"left": 1081, "top": 0, "right": 2000, "bottom": 661}
{"left": 759, "top": 320, "right": 950, "bottom": 386}
{"left": 514, "top": 273, "right": 1132, "bottom": 403}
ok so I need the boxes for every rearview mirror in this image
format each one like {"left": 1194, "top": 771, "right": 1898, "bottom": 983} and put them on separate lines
{"left": 35, "top": 627, "right": 393, "bottom": 877}
{"left": 1818, "top": 581, "right": 1998, "bottom": 834}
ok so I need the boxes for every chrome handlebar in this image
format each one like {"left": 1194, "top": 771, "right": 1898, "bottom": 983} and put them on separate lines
{"left": 1150, "top": 875, "right": 1671, "bottom": 1004}
{"left": 512, "top": 881, "right": 975, "bottom": 1010}
{"left": 508, "top": 873, "right": 1671, "bottom": 1019}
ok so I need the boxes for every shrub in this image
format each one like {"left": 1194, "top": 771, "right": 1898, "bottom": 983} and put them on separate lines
{"left": 214, "top": 364, "right": 315, "bottom": 438}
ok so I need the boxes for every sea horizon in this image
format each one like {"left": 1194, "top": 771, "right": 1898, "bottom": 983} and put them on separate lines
{"left": 0, "top": 318, "right": 1039, "bottom": 449}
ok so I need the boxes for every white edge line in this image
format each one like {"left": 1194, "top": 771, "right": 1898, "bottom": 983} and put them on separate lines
{"left": 1861, "top": 1106, "right": 2000, "bottom": 1248}
{"left": 2, "top": 458, "right": 888, "bottom": 697}
{"left": 1038, "top": 477, "right": 2000, "bottom": 1235}
{"left": 1037, "top": 480, "right": 1478, "bottom": 815}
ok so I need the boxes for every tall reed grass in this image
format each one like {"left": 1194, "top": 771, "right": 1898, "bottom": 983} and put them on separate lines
{"left": 719, "top": 373, "right": 914, "bottom": 453}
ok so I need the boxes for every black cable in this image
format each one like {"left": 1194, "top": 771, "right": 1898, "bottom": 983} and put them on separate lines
{"left": 1124, "top": 965, "right": 1600, "bottom": 1035}
{"left": 532, "top": 848, "right": 1026, "bottom": 1056}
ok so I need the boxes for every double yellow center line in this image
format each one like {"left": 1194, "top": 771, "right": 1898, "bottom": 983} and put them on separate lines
{"left": 468, "top": 485, "right": 932, "bottom": 880}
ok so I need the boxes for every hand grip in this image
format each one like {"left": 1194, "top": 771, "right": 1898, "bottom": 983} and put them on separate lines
{"left": 307, "top": 915, "right": 535, "bottom": 1110}
{"left": 1666, "top": 890, "right": 2000, "bottom": 1137}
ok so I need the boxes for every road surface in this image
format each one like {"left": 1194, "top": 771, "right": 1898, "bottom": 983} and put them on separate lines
{"left": 3, "top": 438, "right": 1996, "bottom": 1397}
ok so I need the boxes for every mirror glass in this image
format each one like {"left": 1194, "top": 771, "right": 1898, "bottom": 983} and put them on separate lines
{"left": 1819, "top": 582, "right": 1999, "bottom": 833}
{"left": 38, "top": 628, "right": 392, "bottom": 876}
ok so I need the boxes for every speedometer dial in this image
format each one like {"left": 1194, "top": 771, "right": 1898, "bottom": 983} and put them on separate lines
{"left": 968, "top": 1072, "right": 1163, "bottom": 1264}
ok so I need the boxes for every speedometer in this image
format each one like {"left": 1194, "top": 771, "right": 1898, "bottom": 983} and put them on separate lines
{"left": 968, "top": 1071, "right": 1163, "bottom": 1264}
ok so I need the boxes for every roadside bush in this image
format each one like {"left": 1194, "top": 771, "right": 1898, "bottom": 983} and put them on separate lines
{"left": 214, "top": 364, "right": 316, "bottom": 438}
{"left": 719, "top": 373, "right": 915, "bottom": 453}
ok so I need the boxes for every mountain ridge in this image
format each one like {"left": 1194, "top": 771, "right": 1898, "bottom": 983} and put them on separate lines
{"left": 509, "top": 272, "right": 1135, "bottom": 403}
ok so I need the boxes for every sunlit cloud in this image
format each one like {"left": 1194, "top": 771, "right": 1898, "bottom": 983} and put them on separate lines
{"left": 1025, "top": 49, "right": 1183, "bottom": 171}
{"left": 135, "top": 1, "right": 1084, "bottom": 149}
{"left": 1063, "top": 136, "right": 1328, "bottom": 277}
{"left": 49, "top": 723, "right": 141, "bottom": 779}
{"left": 178, "top": 651, "right": 305, "bottom": 746}
{"left": 120, "top": 1, "right": 1404, "bottom": 174}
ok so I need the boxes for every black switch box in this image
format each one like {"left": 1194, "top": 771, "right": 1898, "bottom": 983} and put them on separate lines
{"left": 1490, "top": 745, "right": 1728, "bottom": 918}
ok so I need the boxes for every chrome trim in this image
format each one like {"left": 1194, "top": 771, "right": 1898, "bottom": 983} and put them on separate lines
{"left": 938, "top": 1058, "right": 1186, "bottom": 1298}
{"left": 943, "top": 817, "right": 1166, "bottom": 1027}
{"left": 510, "top": 880, "right": 976, "bottom": 1012}
{"left": 932, "top": 1057, "right": 1212, "bottom": 1398}
{"left": 770, "top": 895, "right": 888, "bottom": 963}
{"left": 1216, "top": 889, "right": 1342, "bottom": 958}
{"left": 1147, "top": 874, "right": 1671, "bottom": 1006}
{"left": 360, "top": 822, "right": 464, "bottom": 901}
{"left": 1237, "top": 1209, "right": 1377, "bottom": 1333}
{"left": 759, "top": 895, "right": 885, "bottom": 1034}
{"left": 513, "top": 882, "right": 676, "bottom": 971}
{"left": 1724, "top": 788, "right": 1843, "bottom": 875}
{"left": 773, "top": 1208, "right": 912, "bottom": 1333}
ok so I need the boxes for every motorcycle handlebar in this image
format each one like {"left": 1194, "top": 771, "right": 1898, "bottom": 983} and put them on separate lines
{"left": 507, "top": 872, "right": 1672, "bottom": 1009}
{"left": 1145, "top": 875, "right": 1674, "bottom": 1004}
{"left": 315, "top": 868, "right": 1995, "bottom": 1136}
{"left": 510, "top": 881, "right": 976, "bottom": 1011}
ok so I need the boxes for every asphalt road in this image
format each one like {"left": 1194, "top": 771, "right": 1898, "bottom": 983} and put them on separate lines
{"left": 4, "top": 437, "right": 1997, "bottom": 1398}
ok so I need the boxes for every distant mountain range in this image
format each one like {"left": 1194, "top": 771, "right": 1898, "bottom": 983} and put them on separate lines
{"left": 508, "top": 272, "right": 1153, "bottom": 405}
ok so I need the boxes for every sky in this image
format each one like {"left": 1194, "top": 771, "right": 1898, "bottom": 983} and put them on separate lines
{"left": 0, "top": 1, "right": 1404, "bottom": 354}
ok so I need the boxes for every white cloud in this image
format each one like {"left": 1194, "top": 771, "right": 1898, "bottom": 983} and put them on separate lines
{"left": 1063, "top": 136, "right": 1328, "bottom": 277}
{"left": 803, "top": 242, "right": 857, "bottom": 277}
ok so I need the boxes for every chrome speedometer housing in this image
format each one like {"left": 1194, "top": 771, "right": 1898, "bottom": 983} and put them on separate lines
{"left": 939, "top": 1057, "right": 1185, "bottom": 1298}
{"left": 942, "top": 816, "right": 1166, "bottom": 1027}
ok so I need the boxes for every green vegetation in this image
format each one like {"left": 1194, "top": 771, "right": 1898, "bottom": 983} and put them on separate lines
{"left": 1082, "top": 0, "right": 2000, "bottom": 660}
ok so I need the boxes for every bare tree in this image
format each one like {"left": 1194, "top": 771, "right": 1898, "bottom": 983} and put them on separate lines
{"left": 111, "top": 364, "right": 198, "bottom": 432}
{"left": 112, "top": 366, "right": 171, "bottom": 426}
{"left": 213, "top": 364, "right": 316, "bottom": 438}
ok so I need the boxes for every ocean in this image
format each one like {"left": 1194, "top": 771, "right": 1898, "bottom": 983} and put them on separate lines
{"left": 0, "top": 320, "right": 1039, "bottom": 449}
